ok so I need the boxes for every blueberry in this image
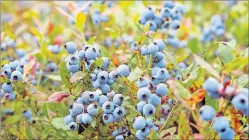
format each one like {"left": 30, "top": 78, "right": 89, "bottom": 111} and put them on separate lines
{"left": 64, "top": 42, "right": 77, "bottom": 54}
{"left": 140, "top": 45, "right": 148, "bottom": 56}
{"left": 16, "top": 49, "right": 26, "bottom": 58}
{"left": 48, "top": 45, "right": 61, "bottom": 54}
{"left": 46, "top": 62, "right": 57, "bottom": 72}
{"left": 98, "top": 95, "right": 109, "bottom": 107}
{"left": 0, "top": 89, "right": 5, "bottom": 98}
{"left": 136, "top": 77, "right": 149, "bottom": 88}
{"left": 92, "top": 80, "right": 101, "bottom": 88}
{"left": 16, "top": 64, "right": 24, "bottom": 73}
{"left": 112, "top": 130, "right": 119, "bottom": 137}
{"left": 133, "top": 116, "right": 146, "bottom": 130}
{"left": 102, "top": 101, "right": 114, "bottom": 113}
{"left": 136, "top": 101, "right": 146, "bottom": 113}
{"left": 101, "top": 57, "right": 110, "bottom": 70}
{"left": 136, "top": 130, "right": 146, "bottom": 140}
{"left": 117, "top": 64, "right": 131, "bottom": 77}
{"left": 102, "top": 113, "right": 115, "bottom": 123}
{"left": 139, "top": 15, "right": 147, "bottom": 25}
{"left": 81, "top": 113, "right": 93, "bottom": 124}
{"left": 76, "top": 113, "right": 83, "bottom": 123}
{"left": 97, "top": 71, "right": 109, "bottom": 84}
{"left": 163, "top": 1, "right": 174, "bottom": 9}
{"left": 161, "top": 7, "right": 171, "bottom": 18}
{"left": 137, "top": 87, "right": 151, "bottom": 101}
{"left": 81, "top": 91, "right": 91, "bottom": 104}
{"left": 22, "top": 110, "right": 32, "bottom": 119}
{"left": 9, "top": 92, "right": 16, "bottom": 101}
{"left": 148, "top": 42, "right": 159, "bottom": 55}
{"left": 77, "top": 49, "right": 85, "bottom": 60}
{"left": 156, "top": 83, "right": 169, "bottom": 97}
{"left": 148, "top": 94, "right": 161, "bottom": 106}
{"left": 1, "top": 43, "right": 7, "bottom": 51}
{"left": 145, "top": 20, "right": 157, "bottom": 31}
{"left": 143, "top": 7, "right": 155, "bottom": 20}
{"left": 113, "top": 106, "right": 126, "bottom": 120}
{"left": 140, "top": 127, "right": 150, "bottom": 137}
{"left": 70, "top": 103, "right": 84, "bottom": 116}
{"left": 67, "top": 54, "right": 80, "bottom": 65}
{"left": 153, "top": 51, "right": 165, "bottom": 62}
{"left": 2, "top": 82, "right": 13, "bottom": 93}
{"left": 100, "top": 84, "right": 111, "bottom": 94}
{"left": 212, "top": 117, "right": 230, "bottom": 133}
{"left": 146, "top": 118, "right": 154, "bottom": 128}
{"left": 203, "top": 78, "right": 221, "bottom": 93}
{"left": 67, "top": 122, "right": 78, "bottom": 130}
{"left": 232, "top": 93, "right": 248, "bottom": 114}
{"left": 66, "top": 62, "right": 79, "bottom": 73}
{"left": 155, "top": 68, "right": 170, "bottom": 81}
{"left": 115, "top": 135, "right": 125, "bottom": 140}
{"left": 112, "top": 94, "right": 124, "bottom": 106}
{"left": 199, "top": 105, "right": 216, "bottom": 121}
{"left": 87, "top": 103, "right": 99, "bottom": 116}
{"left": 109, "top": 70, "right": 119, "bottom": 80}
{"left": 85, "top": 47, "right": 98, "bottom": 60}
{"left": 152, "top": 67, "right": 161, "bottom": 76}
{"left": 219, "top": 127, "right": 235, "bottom": 140}
{"left": 107, "top": 90, "right": 116, "bottom": 99}
{"left": 90, "top": 74, "right": 97, "bottom": 81}
{"left": 153, "top": 16, "right": 163, "bottom": 26}
{"left": 88, "top": 91, "right": 99, "bottom": 102}
{"left": 161, "top": 104, "right": 171, "bottom": 115}
{"left": 143, "top": 104, "right": 156, "bottom": 117}
{"left": 154, "top": 59, "right": 166, "bottom": 68}
{"left": 150, "top": 76, "right": 160, "bottom": 86}
{"left": 131, "top": 42, "right": 139, "bottom": 51}
{"left": 9, "top": 60, "right": 19, "bottom": 71}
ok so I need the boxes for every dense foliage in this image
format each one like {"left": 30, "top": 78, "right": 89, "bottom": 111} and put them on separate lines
{"left": 0, "top": 1, "right": 248, "bottom": 139}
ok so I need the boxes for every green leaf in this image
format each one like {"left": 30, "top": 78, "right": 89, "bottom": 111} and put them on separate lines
{"left": 178, "top": 111, "right": 193, "bottom": 139}
{"left": 59, "top": 61, "right": 72, "bottom": 90}
{"left": 51, "top": 117, "right": 68, "bottom": 130}
{"left": 128, "top": 66, "right": 143, "bottom": 81}
{"left": 165, "top": 51, "right": 183, "bottom": 77}
{"left": 159, "top": 127, "right": 177, "bottom": 139}
{"left": 9, "top": 127, "right": 19, "bottom": 136}
{"left": 42, "top": 103, "right": 49, "bottom": 118}
{"left": 89, "top": 57, "right": 104, "bottom": 71}
{"left": 70, "top": 72, "right": 86, "bottom": 83}
{"left": 149, "top": 130, "right": 159, "bottom": 139}
{"left": 88, "top": 36, "right": 97, "bottom": 44}
{"left": 76, "top": 12, "right": 86, "bottom": 31}
{"left": 46, "top": 74, "right": 62, "bottom": 81}
{"left": 4, "top": 114, "right": 22, "bottom": 124}
{"left": 236, "top": 74, "right": 249, "bottom": 88}
{"left": 193, "top": 54, "right": 220, "bottom": 79}
{"left": 26, "top": 125, "right": 33, "bottom": 140}
{"left": 218, "top": 42, "right": 235, "bottom": 64}
{"left": 205, "top": 95, "right": 219, "bottom": 111}
{"left": 48, "top": 102, "right": 69, "bottom": 115}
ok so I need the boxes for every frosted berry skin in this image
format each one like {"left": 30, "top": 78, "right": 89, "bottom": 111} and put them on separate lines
{"left": 87, "top": 104, "right": 99, "bottom": 116}
{"left": 1, "top": 82, "right": 13, "bottom": 93}
{"left": 212, "top": 117, "right": 230, "bottom": 133}
{"left": 232, "top": 92, "right": 248, "bottom": 115}
{"left": 64, "top": 115, "right": 75, "bottom": 125}
{"left": 137, "top": 78, "right": 149, "bottom": 88}
{"left": 199, "top": 105, "right": 216, "bottom": 121}
{"left": 22, "top": 110, "right": 32, "bottom": 119}
{"left": 148, "top": 94, "right": 161, "bottom": 107}
{"left": 64, "top": 42, "right": 77, "bottom": 54}
{"left": 112, "top": 94, "right": 124, "bottom": 106}
{"left": 81, "top": 113, "right": 93, "bottom": 124}
{"left": 136, "top": 101, "right": 146, "bottom": 113}
{"left": 218, "top": 127, "right": 235, "bottom": 140}
{"left": 156, "top": 83, "right": 169, "bottom": 97}
{"left": 70, "top": 103, "right": 84, "bottom": 116}
{"left": 143, "top": 104, "right": 156, "bottom": 117}
{"left": 10, "top": 70, "right": 23, "bottom": 81}
{"left": 102, "top": 101, "right": 115, "bottom": 113}
{"left": 117, "top": 64, "right": 131, "bottom": 77}
{"left": 137, "top": 87, "right": 152, "bottom": 101}
{"left": 102, "top": 113, "right": 115, "bottom": 123}
{"left": 133, "top": 116, "right": 146, "bottom": 130}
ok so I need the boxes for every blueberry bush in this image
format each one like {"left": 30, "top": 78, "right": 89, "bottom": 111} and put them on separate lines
{"left": 0, "top": 1, "right": 248, "bottom": 139}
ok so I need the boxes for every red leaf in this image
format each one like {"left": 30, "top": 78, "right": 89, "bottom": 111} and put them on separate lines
{"left": 48, "top": 92, "right": 70, "bottom": 102}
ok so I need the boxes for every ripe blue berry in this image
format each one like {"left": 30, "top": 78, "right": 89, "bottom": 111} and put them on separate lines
{"left": 140, "top": 127, "right": 150, "bottom": 137}
{"left": 66, "top": 62, "right": 79, "bottom": 73}
{"left": 136, "top": 101, "right": 146, "bottom": 113}
{"left": 232, "top": 93, "right": 248, "bottom": 115}
{"left": 156, "top": 83, "right": 169, "bottom": 97}
{"left": 199, "top": 105, "right": 216, "bottom": 121}
{"left": 22, "top": 110, "right": 32, "bottom": 119}
{"left": 113, "top": 106, "right": 126, "bottom": 120}
{"left": 100, "top": 84, "right": 111, "bottom": 94}
{"left": 148, "top": 94, "right": 161, "bottom": 106}
{"left": 102, "top": 101, "right": 114, "bottom": 113}
{"left": 97, "top": 71, "right": 109, "bottom": 84}
{"left": 98, "top": 95, "right": 109, "bottom": 107}
{"left": 133, "top": 116, "right": 146, "bottom": 130}
{"left": 146, "top": 118, "right": 154, "bottom": 128}
{"left": 137, "top": 87, "right": 151, "bottom": 101}
{"left": 81, "top": 113, "right": 93, "bottom": 124}
{"left": 112, "top": 94, "right": 124, "bottom": 106}
{"left": 64, "top": 42, "right": 77, "bottom": 54}
{"left": 148, "top": 42, "right": 159, "bottom": 55}
{"left": 136, "top": 77, "right": 149, "bottom": 88}
{"left": 212, "top": 117, "right": 230, "bottom": 133}
{"left": 161, "top": 104, "right": 171, "bottom": 115}
{"left": 87, "top": 103, "right": 99, "bottom": 116}
{"left": 2, "top": 82, "right": 13, "bottom": 93}
{"left": 143, "top": 104, "right": 156, "bottom": 117}
{"left": 117, "top": 64, "right": 131, "bottom": 77}
{"left": 102, "top": 113, "right": 115, "bottom": 123}
{"left": 70, "top": 103, "right": 84, "bottom": 116}
{"left": 88, "top": 91, "right": 99, "bottom": 102}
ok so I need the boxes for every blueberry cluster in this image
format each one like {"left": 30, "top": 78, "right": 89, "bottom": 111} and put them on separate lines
{"left": 139, "top": 1, "right": 185, "bottom": 31}
{"left": 165, "top": 30, "right": 188, "bottom": 48}
{"left": 203, "top": 77, "right": 248, "bottom": 116}
{"left": 1, "top": 37, "right": 27, "bottom": 60}
{"left": 133, "top": 116, "right": 158, "bottom": 139}
{"left": 47, "top": 44, "right": 61, "bottom": 54}
{"left": 92, "top": 10, "right": 109, "bottom": 25}
{"left": 64, "top": 89, "right": 127, "bottom": 130}
{"left": 104, "top": 37, "right": 121, "bottom": 48}
{"left": 200, "top": 15, "right": 225, "bottom": 43}
{"left": 0, "top": 60, "right": 25, "bottom": 101}
{"left": 112, "top": 126, "right": 131, "bottom": 139}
